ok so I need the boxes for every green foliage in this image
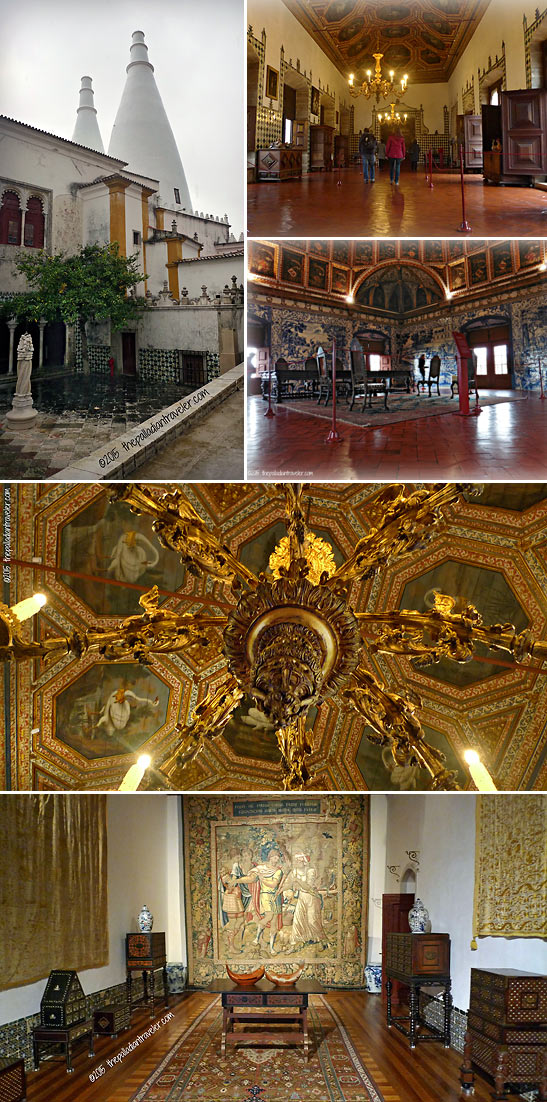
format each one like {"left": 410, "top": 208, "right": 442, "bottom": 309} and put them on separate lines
{"left": 14, "top": 243, "right": 147, "bottom": 329}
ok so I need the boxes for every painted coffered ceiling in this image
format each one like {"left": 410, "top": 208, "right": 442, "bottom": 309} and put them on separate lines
{"left": 281, "top": 0, "right": 490, "bottom": 83}
{"left": 2, "top": 481, "right": 546, "bottom": 792}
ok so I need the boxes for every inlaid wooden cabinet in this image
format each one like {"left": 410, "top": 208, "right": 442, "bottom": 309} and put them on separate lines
{"left": 460, "top": 968, "right": 547, "bottom": 1099}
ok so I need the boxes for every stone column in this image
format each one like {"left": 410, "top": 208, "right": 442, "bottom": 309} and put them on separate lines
{"left": 6, "top": 332, "right": 38, "bottom": 426}
{"left": 7, "top": 319, "right": 17, "bottom": 375}
{"left": 38, "top": 318, "right": 46, "bottom": 370}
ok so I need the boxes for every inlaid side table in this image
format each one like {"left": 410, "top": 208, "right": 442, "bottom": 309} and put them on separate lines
{"left": 32, "top": 1020, "right": 94, "bottom": 1074}
{"left": 206, "top": 978, "right": 327, "bottom": 1061}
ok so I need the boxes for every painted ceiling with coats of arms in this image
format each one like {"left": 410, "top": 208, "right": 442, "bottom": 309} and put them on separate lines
{"left": 281, "top": 0, "right": 490, "bottom": 83}
{"left": 2, "top": 481, "right": 547, "bottom": 792}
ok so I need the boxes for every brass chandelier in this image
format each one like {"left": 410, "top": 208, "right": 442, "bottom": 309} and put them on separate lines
{"left": 349, "top": 47, "right": 408, "bottom": 103}
{"left": 2, "top": 482, "right": 546, "bottom": 792}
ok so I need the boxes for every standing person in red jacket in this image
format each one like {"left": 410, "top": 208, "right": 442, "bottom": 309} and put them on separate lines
{"left": 386, "top": 128, "right": 406, "bottom": 184}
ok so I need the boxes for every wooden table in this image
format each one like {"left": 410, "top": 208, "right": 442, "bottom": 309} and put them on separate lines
{"left": 206, "top": 978, "right": 327, "bottom": 1060}
{"left": 32, "top": 1020, "right": 94, "bottom": 1074}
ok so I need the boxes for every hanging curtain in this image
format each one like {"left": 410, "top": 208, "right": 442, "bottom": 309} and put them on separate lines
{"left": 0, "top": 794, "right": 108, "bottom": 990}
{"left": 472, "top": 794, "right": 547, "bottom": 943}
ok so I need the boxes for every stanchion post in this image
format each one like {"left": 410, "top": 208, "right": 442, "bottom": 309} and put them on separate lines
{"left": 429, "top": 148, "right": 434, "bottom": 189}
{"left": 457, "top": 144, "right": 472, "bottom": 233}
{"left": 539, "top": 359, "right": 546, "bottom": 400}
{"left": 264, "top": 353, "right": 275, "bottom": 418}
{"left": 326, "top": 338, "right": 342, "bottom": 443}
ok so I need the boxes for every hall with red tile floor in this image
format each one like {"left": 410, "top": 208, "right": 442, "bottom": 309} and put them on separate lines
{"left": 246, "top": 393, "right": 547, "bottom": 479}
{"left": 248, "top": 165, "right": 547, "bottom": 239}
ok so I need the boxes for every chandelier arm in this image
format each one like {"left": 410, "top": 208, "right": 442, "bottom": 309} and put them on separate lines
{"left": 160, "top": 674, "right": 244, "bottom": 786}
{"left": 276, "top": 715, "right": 312, "bottom": 791}
{"left": 340, "top": 663, "right": 460, "bottom": 790}
{"left": 326, "top": 483, "right": 475, "bottom": 586}
{"left": 0, "top": 595, "right": 225, "bottom": 666}
{"left": 355, "top": 604, "right": 547, "bottom": 667}
{"left": 109, "top": 484, "right": 259, "bottom": 588}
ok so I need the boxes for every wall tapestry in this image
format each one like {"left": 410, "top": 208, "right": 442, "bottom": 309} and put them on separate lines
{"left": 472, "top": 794, "right": 547, "bottom": 943}
{"left": 183, "top": 795, "right": 368, "bottom": 987}
{"left": 0, "top": 794, "right": 108, "bottom": 989}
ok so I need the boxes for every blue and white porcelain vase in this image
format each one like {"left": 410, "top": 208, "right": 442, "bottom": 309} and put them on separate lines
{"left": 138, "top": 904, "right": 154, "bottom": 933}
{"left": 408, "top": 897, "right": 429, "bottom": 933}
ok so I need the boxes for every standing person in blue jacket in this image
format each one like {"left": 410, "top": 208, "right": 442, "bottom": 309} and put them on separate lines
{"left": 359, "top": 127, "right": 378, "bottom": 182}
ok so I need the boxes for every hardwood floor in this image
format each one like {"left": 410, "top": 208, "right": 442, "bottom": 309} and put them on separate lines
{"left": 246, "top": 393, "right": 547, "bottom": 479}
{"left": 24, "top": 989, "right": 508, "bottom": 1101}
{"left": 248, "top": 164, "right": 547, "bottom": 238}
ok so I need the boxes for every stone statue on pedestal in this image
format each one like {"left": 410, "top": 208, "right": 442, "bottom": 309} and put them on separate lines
{"left": 6, "top": 332, "right": 38, "bottom": 426}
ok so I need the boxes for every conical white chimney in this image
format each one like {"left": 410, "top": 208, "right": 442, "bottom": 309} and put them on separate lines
{"left": 72, "top": 76, "right": 104, "bottom": 153}
{"left": 108, "top": 31, "right": 192, "bottom": 210}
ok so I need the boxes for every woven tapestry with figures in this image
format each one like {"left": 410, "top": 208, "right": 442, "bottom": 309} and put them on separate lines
{"left": 183, "top": 796, "right": 368, "bottom": 987}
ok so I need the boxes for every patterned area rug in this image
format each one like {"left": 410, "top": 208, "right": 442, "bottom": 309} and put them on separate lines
{"left": 130, "top": 995, "right": 391, "bottom": 1101}
{"left": 280, "top": 391, "right": 527, "bottom": 429}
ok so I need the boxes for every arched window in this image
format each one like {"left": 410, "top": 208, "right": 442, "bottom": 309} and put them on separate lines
{"left": 24, "top": 197, "right": 44, "bottom": 248}
{"left": 0, "top": 191, "right": 22, "bottom": 246}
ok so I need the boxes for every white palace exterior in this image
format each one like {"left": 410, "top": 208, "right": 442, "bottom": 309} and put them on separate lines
{"left": 0, "top": 31, "right": 243, "bottom": 386}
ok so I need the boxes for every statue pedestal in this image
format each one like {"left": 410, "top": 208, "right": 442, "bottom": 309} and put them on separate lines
{"left": 6, "top": 393, "right": 39, "bottom": 426}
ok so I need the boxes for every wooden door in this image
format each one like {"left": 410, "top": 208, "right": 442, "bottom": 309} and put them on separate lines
{"left": 122, "top": 332, "right": 136, "bottom": 376}
{"left": 501, "top": 89, "right": 547, "bottom": 174}
{"left": 382, "top": 893, "right": 414, "bottom": 1003}
{"left": 467, "top": 324, "right": 512, "bottom": 388}
{"left": 464, "top": 115, "right": 483, "bottom": 168}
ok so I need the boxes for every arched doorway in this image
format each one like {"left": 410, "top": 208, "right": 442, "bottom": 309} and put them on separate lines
{"left": 463, "top": 316, "right": 513, "bottom": 389}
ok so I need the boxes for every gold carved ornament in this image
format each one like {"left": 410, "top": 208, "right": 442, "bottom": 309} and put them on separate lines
{"left": 4, "top": 482, "right": 547, "bottom": 791}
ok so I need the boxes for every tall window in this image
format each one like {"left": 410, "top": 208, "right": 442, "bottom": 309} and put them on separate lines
{"left": 24, "top": 197, "right": 44, "bottom": 248}
{"left": 0, "top": 191, "right": 22, "bottom": 245}
{"left": 174, "top": 188, "right": 181, "bottom": 204}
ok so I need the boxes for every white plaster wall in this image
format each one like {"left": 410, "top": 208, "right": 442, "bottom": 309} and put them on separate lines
{"left": 384, "top": 794, "right": 547, "bottom": 1010}
{"left": 448, "top": 0, "right": 539, "bottom": 113}
{"left": 178, "top": 256, "right": 244, "bottom": 299}
{"left": 81, "top": 191, "right": 110, "bottom": 248}
{"left": 0, "top": 125, "right": 124, "bottom": 203}
{"left": 248, "top": 0, "right": 352, "bottom": 118}
{"left": 0, "top": 794, "right": 186, "bottom": 1027}
{"left": 137, "top": 305, "right": 219, "bottom": 350}
{"left": 368, "top": 795, "right": 388, "bottom": 965}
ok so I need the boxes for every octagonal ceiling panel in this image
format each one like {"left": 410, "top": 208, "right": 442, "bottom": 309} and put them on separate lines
{"left": 281, "top": 0, "right": 489, "bottom": 83}
{"left": 399, "top": 560, "right": 529, "bottom": 687}
{"left": 3, "top": 481, "right": 547, "bottom": 792}
{"left": 52, "top": 662, "right": 171, "bottom": 760}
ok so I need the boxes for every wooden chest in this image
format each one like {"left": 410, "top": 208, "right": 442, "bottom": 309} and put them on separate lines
{"left": 461, "top": 968, "right": 547, "bottom": 1097}
{"left": 126, "top": 932, "right": 166, "bottom": 970}
{"left": 469, "top": 967, "right": 547, "bottom": 1024}
{"left": 0, "top": 1058, "right": 26, "bottom": 1102}
{"left": 40, "top": 970, "right": 86, "bottom": 1028}
{"left": 93, "top": 1003, "right": 131, "bottom": 1037}
{"left": 385, "top": 933, "right": 450, "bottom": 980}
{"left": 257, "top": 148, "right": 302, "bottom": 181}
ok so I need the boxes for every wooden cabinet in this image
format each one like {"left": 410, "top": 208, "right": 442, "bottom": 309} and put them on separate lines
{"left": 381, "top": 893, "right": 414, "bottom": 1002}
{"left": 385, "top": 933, "right": 452, "bottom": 1049}
{"left": 257, "top": 147, "right": 302, "bottom": 180}
{"left": 310, "top": 125, "right": 335, "bottom": 171}
{"left": 461, "top": 968, "right": 547, "bottom": 1099}
{"left": 334, "top": 134, "right": 349, "bottom": 167}
{"left": 464, "top": 115, "right": 483, "bottom": 168}
{"left": 502, "top": 88, "right": 547, "bottom": 176}
{"left": 0, "top": 1057, "right": 26, "bottom": 1102}
{"left": 126, "top": 932, "right": 169, "bottom": 1018}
